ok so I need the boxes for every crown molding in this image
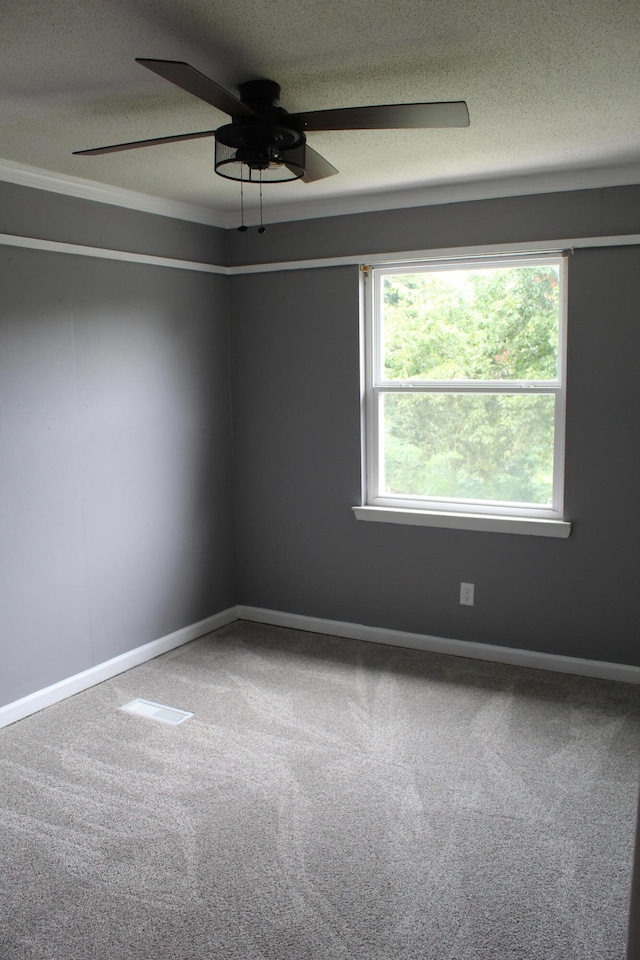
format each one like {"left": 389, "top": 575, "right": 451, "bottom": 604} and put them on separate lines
{"left": 0, "top": 157, "right": 226, "bottom": 228}
{"left": 229, "top": 163, "right": 640, "bottom": 228}
{"left": 2, "top": 155, "right": 640, "bottom": 232}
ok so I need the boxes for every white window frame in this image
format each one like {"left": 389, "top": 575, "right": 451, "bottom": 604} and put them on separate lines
{"left": 355, "top": 252, "right": 571, "bottom": 538}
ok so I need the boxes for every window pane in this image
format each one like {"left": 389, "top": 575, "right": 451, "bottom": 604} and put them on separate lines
{"left": 382, "top": 392, "right": 556, "bottom": 505}
{"left": 382, "top": 265, "right": 560, "bottom": 382}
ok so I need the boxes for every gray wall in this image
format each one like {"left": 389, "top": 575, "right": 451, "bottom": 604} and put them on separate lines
{"left": 0, "top": 181, "right": 228, "bottom": 264}
{"left": 227, "top": 184, "right": 640, "bottom": 265}
{"left": 230, "top": 244, "right": 640, "bottom": 667}
{"left": 2, "top": 180, "right": 640, "bottom": 714}
{"left": 0, "top": 225, "right": 235, "bottom": 708}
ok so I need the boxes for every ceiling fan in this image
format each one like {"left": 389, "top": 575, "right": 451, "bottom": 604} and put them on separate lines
{"left": 74, "top": 58, "right": 470, "bottom": 185}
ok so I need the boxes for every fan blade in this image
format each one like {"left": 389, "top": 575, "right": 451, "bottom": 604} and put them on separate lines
{"left": 299, "top": 145, "right": 339, "bottom": 183}
{"left": 136, "top": 58, "right": 257, "bottom": 118}
{"left": 291, "top": 100, "right": 469, "bottom": 131}
{"left": 73, "top": 129, "right": 217, "bottom": 156}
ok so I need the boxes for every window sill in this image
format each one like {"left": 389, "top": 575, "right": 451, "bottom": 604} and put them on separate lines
{"left": 352, "top": 505, "right": 571, "bottom": 538}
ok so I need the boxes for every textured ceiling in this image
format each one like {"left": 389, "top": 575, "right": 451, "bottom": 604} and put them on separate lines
{"left": 1, "top": 0, "right": 640, "bottom": 225}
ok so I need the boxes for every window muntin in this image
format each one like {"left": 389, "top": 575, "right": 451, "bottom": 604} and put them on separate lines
{"left": 365, "top": 254, "right": 567, "bottom": 520}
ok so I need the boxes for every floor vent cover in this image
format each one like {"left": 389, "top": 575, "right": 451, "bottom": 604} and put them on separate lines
{"left": 120, "top": 698, "right": 193, "bottom": 725}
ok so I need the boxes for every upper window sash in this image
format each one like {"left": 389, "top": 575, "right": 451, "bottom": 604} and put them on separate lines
{"left": 371, "top": 252, "right": 566, "bottom": 386}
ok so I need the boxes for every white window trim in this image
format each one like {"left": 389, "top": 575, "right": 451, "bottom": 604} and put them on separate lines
{"left": 352, "top": 505, "right": 571, "bottom": 537}
{"left": 356, "top": 251, "right": 572, "bottom": 538}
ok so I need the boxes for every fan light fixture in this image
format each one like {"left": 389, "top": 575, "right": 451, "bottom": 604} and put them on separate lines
{"left": 214, "top": 123, "right": 306, "bottom": 183}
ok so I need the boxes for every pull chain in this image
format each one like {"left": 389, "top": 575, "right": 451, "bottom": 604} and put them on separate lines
{"left": 237, "top": 178, "right": 248, "bottom": 232}
{"left": 258, "top": 174, "right": 266, "bottom": 234}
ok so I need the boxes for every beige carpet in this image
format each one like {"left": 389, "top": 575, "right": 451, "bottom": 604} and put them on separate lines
{"left": 1, "top": 620, "right": 639, "bottom": 959}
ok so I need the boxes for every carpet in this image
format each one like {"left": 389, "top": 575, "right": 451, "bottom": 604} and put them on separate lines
{"left": 1, "top": 620, "right": 639, "bottom": 959}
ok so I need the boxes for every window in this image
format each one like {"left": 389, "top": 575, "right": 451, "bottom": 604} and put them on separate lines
{"left": 358, "top": 253, "right": 569, "bottom": 535}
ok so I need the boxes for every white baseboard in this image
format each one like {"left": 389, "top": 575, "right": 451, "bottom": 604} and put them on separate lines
{"left": 3, "top": 604, "right": 638, "bottom": 729}
{"left": 0, "top": 607, "right": 238, "bottom": 729}
{"left": 236, "top": 605, "right": 640, "bottom": 685}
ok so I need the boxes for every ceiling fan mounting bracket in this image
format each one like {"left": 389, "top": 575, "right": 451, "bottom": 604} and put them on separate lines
{"left": 238, "top": 79, "right": 283, "bottom": 109}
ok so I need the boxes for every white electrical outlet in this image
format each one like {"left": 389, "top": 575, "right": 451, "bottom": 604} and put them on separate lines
{"left": 460, "top": 582, "right": 475, "bottom": 606}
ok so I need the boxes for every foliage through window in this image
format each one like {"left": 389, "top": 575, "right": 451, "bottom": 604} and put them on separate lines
{"left": 363, "top": 254, "right": 567, "bottom": 519}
